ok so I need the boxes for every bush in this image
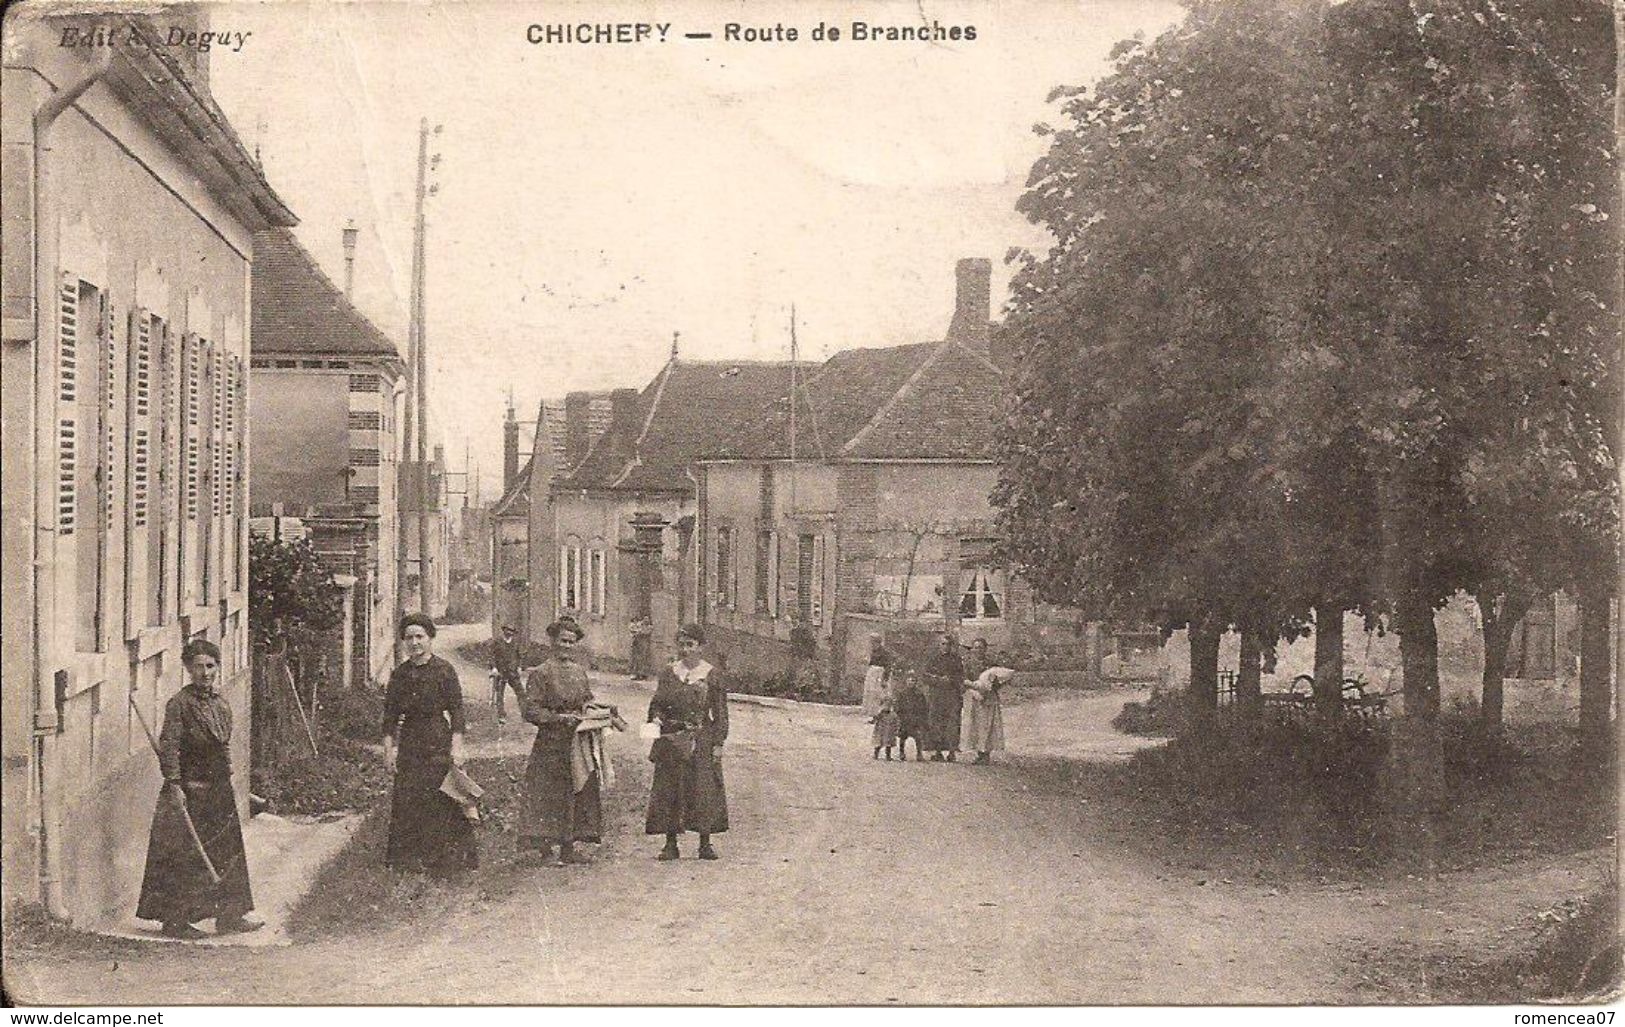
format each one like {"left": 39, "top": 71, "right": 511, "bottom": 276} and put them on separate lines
{"left": 251, "top": 685, "right": 390, "bottom": 816}
{"left": 1112, "top": 686, "right": 1185, "bottom": 736}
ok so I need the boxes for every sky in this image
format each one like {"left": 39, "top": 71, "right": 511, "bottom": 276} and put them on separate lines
{"left": 207, "top": 0, "right": 1184, "bottom": 499}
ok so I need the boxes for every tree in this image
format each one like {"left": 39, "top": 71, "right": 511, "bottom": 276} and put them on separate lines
{"left": 996, "top": 0, "right": 1618, "bottom": 793}
{"left": 249, "top": 534, "right": 344, "bottom": 668}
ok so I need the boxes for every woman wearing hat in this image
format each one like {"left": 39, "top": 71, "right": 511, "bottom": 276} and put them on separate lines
{"left": 382, "top": 613, "right": 476, "bottom": 874}
{"left": 517, "top": 617, "right": 602, "bottom": 865}
{"left": 136, "top": 638, "right": 261, "bottom": 939}
{"left": 645, "top": 623, "right": 729, "bottom": 860}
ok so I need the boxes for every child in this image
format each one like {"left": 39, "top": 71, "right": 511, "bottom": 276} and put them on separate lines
{"left": 893, "top": 672, "right": 929, "bottom": 763}
{"left": 869, "top": 693, "right": 899, "bottom": 760}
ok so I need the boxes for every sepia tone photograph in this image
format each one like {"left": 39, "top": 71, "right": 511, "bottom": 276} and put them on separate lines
{"left": 0, "top": 0, "right": 1620, "bottom": 1009}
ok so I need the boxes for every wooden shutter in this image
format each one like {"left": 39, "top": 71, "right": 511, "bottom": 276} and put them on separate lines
{"left": 125, "top": 308, "right": 151, "bottom": 637}
{"left": 99, "top": 291, "right": 122, "bottom": 645}
{"left": 57, "top": 275, "right": 79, "bottom": 535}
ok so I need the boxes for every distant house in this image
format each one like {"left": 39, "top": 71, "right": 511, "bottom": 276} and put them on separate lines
{"left": 1, "top": 13, "right": 296, "bottom": 922}
{"left": 249, "top": 227, "right": 405, "bottom": 687}
{"left": 489, "top": 393, "right": 602, "bottom": 644}
{"left": 546, "top": 358, "right": 800, "bottom": 666}
{"left": 695, "top": 259, "right": 1094, "bottom": 695}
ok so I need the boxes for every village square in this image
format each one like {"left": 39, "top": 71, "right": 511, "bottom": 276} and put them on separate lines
{"left": 0, "top": 0, "right": 1619, "bottom": 1010}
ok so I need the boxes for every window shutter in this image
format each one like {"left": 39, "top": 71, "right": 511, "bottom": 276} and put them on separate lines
{"left": 127, "top": 309, "right": 151, "bottom": 527}
{"left": 126, "top": 309, "right": 152, "bottom": 637}
{"left": 209, "top": 346, "right": 222, "bottom": 519}
{"left": 185, "top": 334, "right": 200, "bottom": 522}
{"left": 57, "top": 275, "right": 78, "bottom": 535}
{"left": 811, "top": 535, "right": 825, "bottom": 624}
{"left": 100, "top": 292, "right": 116, "bottom": 531}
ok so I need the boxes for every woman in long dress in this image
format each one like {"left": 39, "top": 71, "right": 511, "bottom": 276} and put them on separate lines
{"left": 518, "top": 617, "right": 603, "bottom": 865}
{"left": 645, "top": 623, "right": 729, "bottom": 860}
{"left": 382, "top": 613, "right": 476, "bottom": 875}
{"left": 860, "top": 633, "right": 893, "bottom": 716}
{"left": 136, "top": 639, "right": 261, "bottom": 939}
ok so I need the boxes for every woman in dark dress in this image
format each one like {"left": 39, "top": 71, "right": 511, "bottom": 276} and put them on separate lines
{"left": 518, "top": 617, "right": 602, "bottom": 865}
{"left": 645, "top": 623, "right": 729, "bottom": 861}
{"left": 136, "top": 639, "right": 261, "bottom": 939}
{"left": 382, "top": 613, "right": 476, "bottom": 875}
{"left": 922, "top": 631, "right": 966, "bottom": 762}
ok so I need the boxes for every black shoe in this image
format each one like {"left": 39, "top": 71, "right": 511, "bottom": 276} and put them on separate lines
{"left": 161, "top": 922, "right": 207, "bottom": 940}
{"left": 214, "top": 917, "right": 264, "bottom": 936}
{"left": 931, "top": 753, "right": 944, "bottom": 762}
{"left": 973, "top": 753, "right": 990, "bottom": 765}
{"left": 946, "top": 751, "right": 956, "bottom": 762}
{"left": 697, "top": 844, "right": 719, "bottom": 860}
{"left": 657, "top": 845, "right": 680, "bottom": 861}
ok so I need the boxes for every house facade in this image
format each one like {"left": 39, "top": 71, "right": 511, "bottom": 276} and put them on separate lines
{"left": 549, "top": 361, "right": 798, "bottom": 666}
{"left": 696, "top": 260, "right": 1096, "bottom": 696}
{"left": 248, "top": 228, "right": 405, "bottom": 687}
{"left": 1, "top": 13, "right": 296, "bottom": 921}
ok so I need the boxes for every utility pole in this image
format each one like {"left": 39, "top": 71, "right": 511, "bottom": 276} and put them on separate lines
{"left": 406, "top": 118, "right": 442, "bottom": 614}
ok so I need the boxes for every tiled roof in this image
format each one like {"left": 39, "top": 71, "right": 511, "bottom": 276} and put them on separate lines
{"left": 841, "top": 343, "right": 1005, "bottom": 460}
{"left": 559, "top": 360, "right": 801, "bottom": 493}
{"left": 252, "top": 229, "right": 403, "bottom": 361}
{"left": 710, "top": 343, "right": 938, "bottom": 460}
{"left": 709, "top": 341, "right": 1004, "bottom": 461}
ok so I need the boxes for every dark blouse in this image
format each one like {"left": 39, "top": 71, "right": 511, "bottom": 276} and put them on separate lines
{"left": 382, "top": 655, "right": 466, "bottom": 740}
{"left": 158, "top": 685, "right": 233, "bottom": 783}
{"left": 923, "top": 649, "right": 966, "bottom": 690}
{"left": 647, "top": 662, "right": 729, "bottom": 748}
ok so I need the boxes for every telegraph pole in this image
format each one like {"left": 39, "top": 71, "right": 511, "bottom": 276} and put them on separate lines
{"left": 403, "top": 118, "right": 441, "bottom": 614}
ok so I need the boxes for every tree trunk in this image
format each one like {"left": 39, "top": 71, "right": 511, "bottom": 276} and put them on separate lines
{"left": 1237, "top": 630, "right": 1263, "bottom": 714}
{"left": 1477, "top": 591, "right": 1530, "bottom": 734}
{"left": 1578, "top": 583, "right": 1615, "bottom": 766}
{"left": 1384, "top": 590, "right": 1444, "bottom": 873}
{"left": 1312, "top": 603, "right": 1345, "bottom": 718}
{"left": 1187, "top": 618, "right": 1221, "bottom": 732}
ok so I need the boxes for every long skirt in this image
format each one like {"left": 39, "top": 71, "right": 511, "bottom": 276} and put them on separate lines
{"left": 860, "top": 665, "right": 889, "bottom": 716}
{"left": 926, "top": 684, "right": 963, "bottom": 751}
{"left": 136, "top": 779, "right": 254, "bottom": 926}
{"left": 519, "top": 724, "right": 602, "bottom": 848}
{"left": 386, "top": 728, "right": 477, "bottom": 874}
{"left": 645, "top": 746, "right": 728, "bottom": 835}
{"left": 962, "top": 693, "right": 1006, "bottom": 752}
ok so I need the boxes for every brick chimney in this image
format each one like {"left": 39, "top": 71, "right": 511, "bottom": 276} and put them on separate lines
{"left": 502, "top": 401, "right": 520, "bottom": 490}
{"left": 945, "top": 257, "right": 992, "bottom": 355}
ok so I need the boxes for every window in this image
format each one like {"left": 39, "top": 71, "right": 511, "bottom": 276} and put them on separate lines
{"left": 558, "top": 539, "right": 582, "bottom": 610}
{"left": 796, "top": 534, "right": 825, "bottom": 624}
{"left": 871, "top": 574, "right": 944, "bottom": 618}
{"left": 715, "top": 526, "right": 734, "bottom": 609}
{"left": 755, "top": 529, "right": 778, "bottom": 616}
{"left": 959, "top": 568, "right": 1005, "bottom": 622}
{"left": 588, "top": 547, "right": 606, "bottom": 616}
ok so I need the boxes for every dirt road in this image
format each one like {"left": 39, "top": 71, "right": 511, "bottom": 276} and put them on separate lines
{"left": 6, "top": 623, "right": 1608, "bottom": 1004}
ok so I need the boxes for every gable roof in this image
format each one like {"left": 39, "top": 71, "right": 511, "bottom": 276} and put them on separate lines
{"left": 708, "top": 340, "right": 1004, "bottom": 462}
{"left": 98, "top": 17, "right": 298, "bottom": 231}
{"left": 252, "top": 229, "right": 404, "bottom": 362}
{"left": 559, "top": 359, "right": 802, "bottom": 494}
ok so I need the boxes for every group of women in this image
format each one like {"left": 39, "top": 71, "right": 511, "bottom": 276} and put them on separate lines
{"left": 380, "top": 614, "right": 730, "bottom": 874}
{"left": 863, "top": 632, "right": 1008, "bottom": 764}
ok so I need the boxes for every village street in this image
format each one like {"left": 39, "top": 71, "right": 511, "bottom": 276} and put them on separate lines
{"left": 7, "top": 623, "right": 1609, "bottom": 1005}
